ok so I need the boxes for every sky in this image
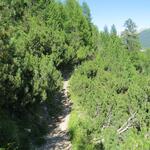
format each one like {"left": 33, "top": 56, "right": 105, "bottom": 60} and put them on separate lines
{"left": 79, "top": 0, "right": 150, "bottom": 33}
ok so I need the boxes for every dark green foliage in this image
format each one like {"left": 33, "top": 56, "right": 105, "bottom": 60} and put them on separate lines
{"left": 0, "top": 0, "right": 99, "bottom": 149}
{"left": 1, "top": 0, "right": 149, "bottom": 149}
{"left": 63, "top": 0, "right": 99, "bottom": 64}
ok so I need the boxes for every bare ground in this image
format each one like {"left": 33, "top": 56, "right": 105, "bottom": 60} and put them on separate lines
{"left": 36, "top": 71, "right": 72, "bottom": 150}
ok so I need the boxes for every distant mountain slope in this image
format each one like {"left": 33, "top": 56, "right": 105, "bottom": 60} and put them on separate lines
{"left": 139, "top": 28, "right": 150, "bottom": 48}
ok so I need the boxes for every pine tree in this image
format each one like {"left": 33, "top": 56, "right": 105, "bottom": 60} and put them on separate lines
{"left": 104, "top": 25, "right": 109, "bottom": 34}
{"left": 111, "top": 24, "right": 117, "bottom": 35}
{"left": 82, "top": 2, "right": 91, "bottom": 21}
{"left": 122, "top": 18, "right": 141, "bottom": 51}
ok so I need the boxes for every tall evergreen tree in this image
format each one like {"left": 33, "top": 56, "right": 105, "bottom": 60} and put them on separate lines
{"left": 104, "top": 25, "right": 109, "bottom": 34}
{"left": 122, "top": 18, "right": 141, "bottom": 51}
{"left": 82, "top": 2, "right": 91, "bottom": 21}
{"left": 111, "top": 24, "right": 117, "bottom": 35}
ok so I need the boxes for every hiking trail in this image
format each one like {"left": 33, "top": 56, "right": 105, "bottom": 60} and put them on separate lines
{"left": 37, "top": 70, "right": 72, "bottom": 150}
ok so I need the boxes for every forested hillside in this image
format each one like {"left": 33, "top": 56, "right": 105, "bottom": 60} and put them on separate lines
{"left": 0, "top": 0, "right": 150, "bottom": 150}
{"left": 0, "top": 0, "right": 99, "bottom": 149}
{"left": 69, "top": 34, "right": 150, "bottom": 149}
{"left": 139, "top": 29, "right": 150, "bottom": 48}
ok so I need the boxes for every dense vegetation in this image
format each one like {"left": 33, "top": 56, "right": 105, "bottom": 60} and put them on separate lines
{"left": 70, "top": 19, "right": 150, "bottom": 150}
{"left": 0, "top": 0, "right": 150, "bottom": 150}
{"left": 69, "top": 23, "right": 150, "bottom": 149}
{"left": 139, "top": 28, "right": 150, "bottom": 49}
{"left": 0, "top": 0, "right": 98, "bottom": 149}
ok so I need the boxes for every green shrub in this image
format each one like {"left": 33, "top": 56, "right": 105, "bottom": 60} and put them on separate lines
{"left": 69, "top": 36, "right": 150, "bottom": 149}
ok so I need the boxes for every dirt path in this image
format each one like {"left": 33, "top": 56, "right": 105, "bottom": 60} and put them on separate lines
{"left": 36, "top": 73, "right": 72, "bottom": 150}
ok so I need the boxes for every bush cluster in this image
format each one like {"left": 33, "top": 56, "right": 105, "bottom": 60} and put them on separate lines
{"left": 0, "top": 0, "right": 98, "bottom": 149}
{"left": 69, "top": 34, "right": 150, "bottom": 149}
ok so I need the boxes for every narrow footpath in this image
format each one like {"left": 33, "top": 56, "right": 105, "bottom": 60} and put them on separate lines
{"left": 37, "top": 71, "right": 72, "bottom": 150}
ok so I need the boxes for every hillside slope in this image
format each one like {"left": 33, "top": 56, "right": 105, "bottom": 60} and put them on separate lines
{"left": 139, "top": 29, "right": 150, "bottom": 48}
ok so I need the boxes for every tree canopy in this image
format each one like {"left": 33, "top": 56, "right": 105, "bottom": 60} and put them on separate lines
{"left": 0, "top": 1, "right": 149, "bottom": 150}
{"left": 122, "top": 18, "right": 141, "bottom": 51}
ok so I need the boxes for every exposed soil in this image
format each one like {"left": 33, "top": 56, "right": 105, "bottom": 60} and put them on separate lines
{"left": 36, "top": 70, "right": 72, "bottom": 150}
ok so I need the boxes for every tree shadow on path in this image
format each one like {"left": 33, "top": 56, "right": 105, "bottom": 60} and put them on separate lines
{"left": 36, "top": 68, "right": 73, "bottom": 150}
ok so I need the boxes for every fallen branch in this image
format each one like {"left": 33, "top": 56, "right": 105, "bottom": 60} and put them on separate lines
{"left": 117, "top": 112, "right": 136, "bottom": 135}
{"left": 102, "top": 105, "right": 113, "bottom": 130}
